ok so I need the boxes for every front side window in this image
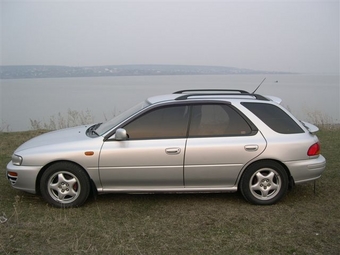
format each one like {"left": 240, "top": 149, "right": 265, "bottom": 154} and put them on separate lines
{"left": 123, "top": 105, "right": 189, "bottom": 139}
{"left": 188, "top": 104, "right": 252, "bottom": 137}
{"left": 96, "top": 101, "right": 150, "bottom": 135}
{"left": 242, "top": 102, "right": 304, "bottom": 134}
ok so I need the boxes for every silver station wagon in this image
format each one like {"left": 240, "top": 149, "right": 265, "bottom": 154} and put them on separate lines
{"left": 7, "top": 89, "right": 326, "bottom": 207}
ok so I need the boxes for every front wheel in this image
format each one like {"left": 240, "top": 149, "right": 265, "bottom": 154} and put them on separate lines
{"left": 240, "top": 161, "right": 289, "bottom": 205}
{"left": 40, "top": 162, "right": 90, "bottom": 208}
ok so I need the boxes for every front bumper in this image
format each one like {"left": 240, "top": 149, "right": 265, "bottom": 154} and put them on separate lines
{"left": 285, "top": 155, "right": 326, "bottom": 184}
{"left": 6, "top": 161, "right": 41, "bottom": 194}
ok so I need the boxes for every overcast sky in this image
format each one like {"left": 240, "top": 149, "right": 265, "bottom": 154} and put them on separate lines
{"left": 1, "top": 0, "right": 339, "bottom": 74}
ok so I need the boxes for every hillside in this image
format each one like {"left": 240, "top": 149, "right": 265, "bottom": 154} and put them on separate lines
{"left": 0, "top": 65, "right": 289, "bottom": 79}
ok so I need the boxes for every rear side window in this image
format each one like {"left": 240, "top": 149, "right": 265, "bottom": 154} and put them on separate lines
{"left": 242, "top": 102, "right": 304, "bottom": 134}
{"left": 189, "top": 104, "right": 252, "bottom": 137}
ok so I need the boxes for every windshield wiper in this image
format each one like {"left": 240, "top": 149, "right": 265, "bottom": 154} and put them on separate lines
{"left": 91, "top": 123, "right": 102, "bottom": 130}
{"left": 91, "top": 129, "right": 100, "bottom": 136}
{"left": 87, "top": 123, "right": 102, "bottom": 136}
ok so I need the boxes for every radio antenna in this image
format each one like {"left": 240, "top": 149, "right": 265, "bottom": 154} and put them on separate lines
{"left": 252, "top": 78, "right": 266, "bottom": 94}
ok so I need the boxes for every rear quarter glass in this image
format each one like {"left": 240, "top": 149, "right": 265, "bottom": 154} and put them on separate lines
{"left": 241, "top": 102, "right": 304, "bottom": 134}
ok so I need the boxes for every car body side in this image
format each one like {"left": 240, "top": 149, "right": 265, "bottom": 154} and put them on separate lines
{"left": 6, "top": 97, "right": 326, "bottom": 197}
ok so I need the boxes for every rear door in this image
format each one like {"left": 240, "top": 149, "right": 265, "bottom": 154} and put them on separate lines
{"left": 184, "top": 103, "right": 266, "bottom": 187}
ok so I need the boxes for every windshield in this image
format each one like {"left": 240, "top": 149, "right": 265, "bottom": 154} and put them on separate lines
{"left": 96, "top": 100, "right": 150, "bottom": 135}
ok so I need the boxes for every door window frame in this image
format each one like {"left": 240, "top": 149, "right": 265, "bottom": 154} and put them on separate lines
{"left": 105, "top": 100, "right": 258, "bottom": 141}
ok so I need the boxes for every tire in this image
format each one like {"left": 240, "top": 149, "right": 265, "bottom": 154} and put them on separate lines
{"left": 240, "top": 161, "right": 288, "bottom": 205}
{"left": 40, "top": 162, "right": 90, "bottom": 208}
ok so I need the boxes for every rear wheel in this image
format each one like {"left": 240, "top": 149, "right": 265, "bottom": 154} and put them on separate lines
{"left": 240, "top": 161, "right": 288, "bottom": 205}
{"left": 40, "top": 162, "right": 90, "bottom": 208}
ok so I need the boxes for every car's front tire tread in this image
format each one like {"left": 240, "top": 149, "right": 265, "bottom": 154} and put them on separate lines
{"left": 40, "top": 162, "right": 90, "bottom": 208}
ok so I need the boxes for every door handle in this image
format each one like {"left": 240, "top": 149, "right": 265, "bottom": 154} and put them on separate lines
{"left": 244, "top": 145, "right": 259, "bottom": 151}
{"left": 165, "top": 148, "right": 181, "bottom": 155}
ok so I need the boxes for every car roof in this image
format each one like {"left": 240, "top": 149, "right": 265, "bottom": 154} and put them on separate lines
{"left": 146, "top": 89, "right": 282, "bottom": 105}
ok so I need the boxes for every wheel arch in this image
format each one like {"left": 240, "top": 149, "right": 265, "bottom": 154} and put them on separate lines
{"left": 238, "top": 159, "right": 295, "bottom": 190}
{"left": 35, "top": 160, "right": 97, "bottom": 196}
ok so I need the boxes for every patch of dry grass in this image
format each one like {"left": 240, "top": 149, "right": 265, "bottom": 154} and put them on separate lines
{"left": 0, "top": 128, "right": 339, "bottom": 254}
{"left": 30, "top": 109, "right": 94, "bottom": 130}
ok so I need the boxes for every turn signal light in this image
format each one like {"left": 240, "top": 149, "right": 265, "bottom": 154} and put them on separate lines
{"left": 307, "top": 142, "right": 320, "bottom": 156}
{"left": 8, "top": 171, "right": 18, "bottom": 177}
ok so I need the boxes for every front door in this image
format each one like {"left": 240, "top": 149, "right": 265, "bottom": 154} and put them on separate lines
{"left": 99, "top": 105, "right": 190, "bottom": 190}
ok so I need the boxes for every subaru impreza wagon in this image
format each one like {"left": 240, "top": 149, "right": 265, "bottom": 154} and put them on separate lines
{"left": 7, "top": 89, "right": 326, "bottom": 207}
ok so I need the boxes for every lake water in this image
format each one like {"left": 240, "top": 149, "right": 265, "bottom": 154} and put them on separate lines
{"left": 1, "top": 74, "right": 339, "bottom": 131}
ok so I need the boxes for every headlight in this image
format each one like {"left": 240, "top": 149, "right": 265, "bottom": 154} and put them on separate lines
{"left": 12, "top": 154, "right": 23, "bottom": 166}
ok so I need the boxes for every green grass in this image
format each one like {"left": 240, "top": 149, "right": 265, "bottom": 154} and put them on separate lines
{"left": 0, "top": 128, "right": 339, "bottom": 254}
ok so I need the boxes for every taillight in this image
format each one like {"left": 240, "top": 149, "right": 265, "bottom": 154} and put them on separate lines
{"left": 307, "top": 142, "right": 320, "bottom": 156}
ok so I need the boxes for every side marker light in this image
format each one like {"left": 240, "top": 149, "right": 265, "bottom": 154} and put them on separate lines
{"left": 84, "top": 151, "right": 94, "bottom": 156}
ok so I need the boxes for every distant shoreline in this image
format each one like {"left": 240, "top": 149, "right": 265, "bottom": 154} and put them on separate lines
{"left": 0, "top": 64, "right": 292, "bottom": 79}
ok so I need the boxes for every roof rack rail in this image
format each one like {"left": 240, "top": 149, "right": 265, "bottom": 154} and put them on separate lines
{"left": 173, "top": 89, "right": 249, "bottom": 94}
{"left": 173, "top": 89, "right": 269, "bottom": 101}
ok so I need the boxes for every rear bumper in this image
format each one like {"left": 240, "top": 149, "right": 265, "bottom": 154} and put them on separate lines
{"left": 6, "top": 162, "right": 41, "bottom": 194}
{"left": 285, "top": 155, "right": 326, "bottom": 184}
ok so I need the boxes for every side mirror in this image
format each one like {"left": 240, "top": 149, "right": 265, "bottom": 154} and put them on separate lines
{"left": 115, "top": 128, "right": 128, "bottom": 141}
